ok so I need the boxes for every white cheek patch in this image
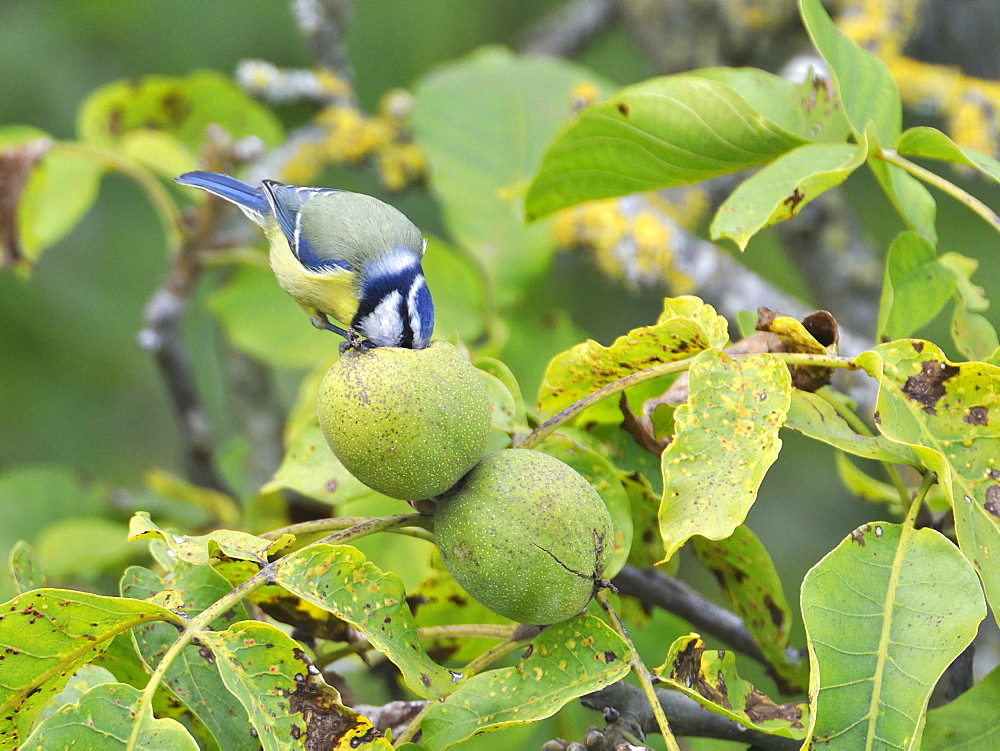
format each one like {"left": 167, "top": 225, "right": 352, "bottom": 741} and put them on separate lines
{"left": 407, "top": 276, "right": 426, "bottom": 340}
{"left": 357, "top": 290, "right": 404, "bottom": 346}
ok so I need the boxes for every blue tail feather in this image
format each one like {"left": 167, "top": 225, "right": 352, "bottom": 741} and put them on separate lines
{"left": 174, "top": 171, "right": 269, "bottom": 223}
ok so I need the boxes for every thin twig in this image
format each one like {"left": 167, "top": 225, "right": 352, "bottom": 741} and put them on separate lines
{"left": 612, "top": 565, "right": 769, "bottom": 664}
{"left": 596, "top": 590, "right": 680, "bottom": 751}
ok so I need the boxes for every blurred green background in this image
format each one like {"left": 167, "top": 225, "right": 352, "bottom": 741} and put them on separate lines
{"left": 1, "top": 2, "right": 998, "bottom": 746}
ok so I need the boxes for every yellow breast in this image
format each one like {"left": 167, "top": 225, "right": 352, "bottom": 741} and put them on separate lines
{"left": 265, "top": 226, "right": 360, "bottom": 326}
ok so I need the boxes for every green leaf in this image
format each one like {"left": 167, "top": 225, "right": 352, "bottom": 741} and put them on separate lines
{"left": 711, "top": 142, "right": 865, "bottom": 250}
{"left": 21, "top": 682, "right": 199, "bottom": 750}
{"left": 801, "top": 522, "right": 985, "bottom": 749}
{"left": 541, "top": 435, "right": 633, "bottom": 578}
{"left": 9, "top": 541, "right": 43, "bottom": 595}
{"left": 784, "top": 389, "right": 921, "bottom": 465}
{"left": 119, "top": 130, "right": 199, "bottom": 179}
{"left": 659, "top": 350, "right": 791, "bottom": 559}
{"left": 90, "top": 632, "right": 156, "bottom": 690}
{"left": 897, "top": 126, "right": 1000, "bottom": 184}
{"left": 145, "top": 468, "right": 241, "bottom": 528}
{"left": 207, "top": 262, "right": 336, "bottom": 369}
{"left": 922, "top": 663, "right": 1000, "bottom": 749}
{"left": 657, "top": 635, "right": 808, "bottom": 738}
{"left": 34, "top": 517, "right": 132, "bottom": 581}
{"left": 478, "top": 368, "right": 517, "bottom": 452}
{"left": 867, "top": 160, "right": 938, "bottom": 244}
{"left": 273, "top": 544, "right": 460, "bottom": 698}
{"left": 475, "top": 357, "right": 527, "bottom": 427}
{"left": 412, "top": 560, "right": 513, "bottom": 663}
{"left": 262, "top": 416, "right": 391, "bottom": 507}
{"left": 202, "top": 620, "right": 392, "bottom": 751}
{"left": 16, "top": 145, "right": 106, "bottom": 263}
{"left": 34, "top": 663, "right": 117, "bottom": 726}
{"left": 0, "top": 589, "right": 181, "bottom": 746}
{"left": 691, "top": 67, "right": 851, "bottom": 143}
{"left": 856, "top": 342, "right": 1000, "bottom": 614}
{"left": 835, "top": 453, "right": 905, "bottom": 513}
{"left": 619, "top": 471, "right": 666, "bottom": 568}
{"left": 939, "top": 252, "right": 989, "bottom": 313}
{"left": 526, "top": 75, "right": 809, "bottom": 219}
{"left": 127, "top": 511, "right": 293, "bottom": 566}
{"left": 121, "top": 564, "right": 254, "bottom": 751}
{"left": 412, "top": 48, "right": 615, "bottom": 303}
{"left": 692, "top": 526, "right": 806, "bottom": 692}
{"left": 952, "top": 306, "right": 1000, "bottom": 363}
{"left": 538, "top": 296, "right": 729, "bottom": 414}
{"left": 877, "top": 231, "right": 956, "bottom": 342}
{"left": 798, "top": 0, "right": 901, "bottom": 145}
{"left": 78, "top": 70, "right": 283, "bottom": 150}
{"left": 420, "top": 615, "right": 629, "bottom": 750}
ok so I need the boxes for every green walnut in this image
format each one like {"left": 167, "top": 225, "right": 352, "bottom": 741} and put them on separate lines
{"left": 434, "top": 449, "right": 613, "bottom": 625}
{"left": 317, "top": 340, "right": 491, "bottom": 501}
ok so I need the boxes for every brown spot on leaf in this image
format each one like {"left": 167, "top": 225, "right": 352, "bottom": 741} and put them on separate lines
{"left": 744, "top": 689, "right": 804, "bottom": 725}
{"left": 850, "top": 526, "right": 868, "bottom": 547}
{"left": 107, "top": 105, "right": 125, "bottom": 136}
{"left": 913, "top": 341, "right": 924, "bottom": 353}
{"left": 603, "top": 650, "right": 618, "bottom": 664}
{"left": 990, "top": 469, "right": 1000, "bottom": 480}
{"left": 986, "top": 486, "right": 1000, "bottom": 518}
{"left": 763, "top": 595, "right": 785, "bottom": 629}
{"left": 901, "top": 360, "right": 960, "bottom": 414}
{"left": 160, "top": 91, "right": 190, "bottom": 125}
{"left": 965, "top": 406, "right": 989, "bottom": 426}
{"left": 783, "top": 187, "right": 805, "bottom": 213}
{"left": 670, "top": 640, "right": 731, "bottom": 709}
{"left": 286, "top": 676, "right": 381, "bottom": 749}
{"left": 617, "top": 102, "right": 630, "bottom": 117}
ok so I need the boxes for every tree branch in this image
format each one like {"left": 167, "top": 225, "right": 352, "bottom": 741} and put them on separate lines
{"left": 612, "top": 564, "right": 768, "bottom": 664}
{"left": 138, "top": 244, "right": 230, "bottom": 495}
{"left": 520, "top": 0, "right": 616, "bottom": 56}
{"left": 582, "top": 681, "right": 803, "bottom": 750}
{"left": 289, "top": 0, "right": 357, "bottom": 89}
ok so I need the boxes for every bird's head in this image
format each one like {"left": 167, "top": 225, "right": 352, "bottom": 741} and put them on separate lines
{"left": 353, "top": 247, "right": 434, "bottom": 349}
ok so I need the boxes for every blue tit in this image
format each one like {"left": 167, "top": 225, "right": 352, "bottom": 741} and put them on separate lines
{"left": 174, "top": 171, "right": 434, "bottom": 349}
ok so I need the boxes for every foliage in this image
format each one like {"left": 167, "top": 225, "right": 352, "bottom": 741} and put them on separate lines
{"left": 1, "top": 1, "right": 999, "bottom": 749}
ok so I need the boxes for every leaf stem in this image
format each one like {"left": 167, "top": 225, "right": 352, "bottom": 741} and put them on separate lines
{"left": 319, "top": 624, "right": 516, "bottom": 664}
{"left": 596, "top": 590, "right": 680, "bottom": 751}
{"left": 127, "top": 513, "right": 421, "bottom": 750}
{"left": 260, "top": 516, "right": 435, "bottom": 543}
{"left": 905, "top": 471, "right": 936, "bottom": 528}
{"left": 816, "top": 388, "right": 911, "bottom": 509}
{"left": 461, "top": 630, "right": 536, "bottom": 677}
{"left": 879, "top": 149, "right": 1000, "bottom": 232}
{"left": 51, "top": 141, "right": 185, "bottom": 254}
{"left": 518, "top": 351, "right": 859, "bottom": 450}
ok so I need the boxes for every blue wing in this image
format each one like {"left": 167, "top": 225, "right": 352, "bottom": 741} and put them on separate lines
{"left": 174, "top": 171, "right": 270, "bottom": 224}
{"left": 260, "top": 180, "right": 349, "bottom": 273}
